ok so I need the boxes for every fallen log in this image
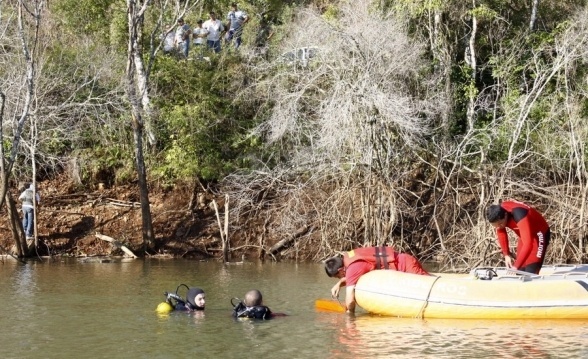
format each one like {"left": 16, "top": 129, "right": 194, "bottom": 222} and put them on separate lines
{"left": 104, "top": 198, "right": 141, "bottom": 208}
{"left": 268, "top": 225, "right": 312, "bottom": 255}
{"left": 95, "top": 233, "right": 138, "bottom": 258}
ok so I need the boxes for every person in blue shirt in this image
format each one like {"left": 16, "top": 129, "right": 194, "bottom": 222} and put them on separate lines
{"left": 225, "top": 2, "right": 249, "bottom": 49}
{"left": 175, "top": 18, "right": 191, "bottom": 58}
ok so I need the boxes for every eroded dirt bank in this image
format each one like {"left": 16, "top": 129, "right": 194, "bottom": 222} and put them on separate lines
{"left": 0, "top": 175, "right": 251, "bottom": 260}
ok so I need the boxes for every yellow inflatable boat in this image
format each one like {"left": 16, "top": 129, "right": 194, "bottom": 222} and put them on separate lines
{"left": 354, "top": 265, "right": 588, "bottom": 319}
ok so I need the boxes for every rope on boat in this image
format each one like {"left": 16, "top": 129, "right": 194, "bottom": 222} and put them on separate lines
{"left": 415, "top": 275, "right": 441, "bottom": 319}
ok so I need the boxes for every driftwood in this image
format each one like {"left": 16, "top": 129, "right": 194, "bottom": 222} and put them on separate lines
{"left": 95, "top": 233, "right": 138, "bottom": 258}
{"left": 268, "top": 225, "right": 312, "bottom": 255}
{"left": 104, "top": 198, "right": 140, "bottom": 208}
{"left": 212, "top": 194, "right": 230, "bottom": 262}
{"left": 43, "top": 194, "right": 140, "bottom": 209}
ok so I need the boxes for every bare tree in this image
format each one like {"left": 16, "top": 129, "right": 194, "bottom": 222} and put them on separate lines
{"left": 226, "top": 2, "right": 588, "bottom": 268}
{"left": 437, "top": 8, "right": 588, "bottom": 267}
{"left": 125, "top": 0, "right": 203, "bottom": 251}
{"left": 1, "top": 0, "right": 130, "bottom": 256}
{"left": 126, "top": 0, "right": 155, "bottom": 250}
{"left": 0, "top": 0, "right": 43, "bottom": 256}
{"left": 226, "top": 0, "right": 445, "bottom": 260}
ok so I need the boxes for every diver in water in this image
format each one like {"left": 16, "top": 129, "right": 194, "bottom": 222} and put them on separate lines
{"left": 232, "top": 289, "right": 286, "bottom": 319}
{"left": 157, "top": 284, "right": 205, "bottom": 313}
{"left": 176, "top": 287, "right": 206, "bottom": 311}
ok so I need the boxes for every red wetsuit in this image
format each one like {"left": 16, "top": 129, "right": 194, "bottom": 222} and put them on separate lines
{"left": 343, "top": 247, "right": 429, "bottom": 286}
{"left": 496, "top": 200, "right": 550, "bottom": 274}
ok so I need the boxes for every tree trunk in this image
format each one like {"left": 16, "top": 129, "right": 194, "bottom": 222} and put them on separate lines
{"left": 530, "top": 0, "right": 540, "bottom": 31}
{"left": 136, "top": 58, "right": 157, "bottom": 147}
{"left": 0, "top": 93, "right": 9, "bottom": 209}
{"left": 133, "top": 115, "right": 155, "bottom": 250}
{"left": 6, "top": 194, "right": 28, "bottom": 257}
{"left": 466, "top": 1, "right": 478, "bottom": 131}
{"left": 30, "top": 117, "right": 39, "bottom": 247}
{"left": 431, "top": 8, "right": 452, "bottom": 133}
{"left": 126, "top": 0, "right": 155, "bottom": 252}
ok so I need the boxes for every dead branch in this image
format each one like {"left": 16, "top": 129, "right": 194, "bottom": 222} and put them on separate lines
{"left": 104, "top": 198, "right": 141, "bottom": 208}
{"left": 268, "top": 225, "right": 312, "bottom": 255}
{"left": 95, "top": 232, "right": 138, "bottom": 258}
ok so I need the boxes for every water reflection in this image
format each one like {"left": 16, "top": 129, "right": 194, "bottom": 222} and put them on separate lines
{"left": 320, "top": 313, "right": 588, "bottom": 358}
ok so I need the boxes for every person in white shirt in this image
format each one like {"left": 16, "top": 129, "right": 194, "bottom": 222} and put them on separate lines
{"left": 226, "top": 2, "right": 249, "bottom": 49}
{"left": 19, "top": 183, "right": 41, "bottom": 239}
{"left": 202, "top": 12, "right": 224, "bottom": 53}
{"left": 162, "top": 24, "right": 176, "bottom": 55}
{"left": 192, "top": 20, "right": 207, "bottom": 58}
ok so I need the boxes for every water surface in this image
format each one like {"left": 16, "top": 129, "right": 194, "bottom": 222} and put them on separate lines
{"left": 1, "top": 258, "right": 586, "bottom": 358}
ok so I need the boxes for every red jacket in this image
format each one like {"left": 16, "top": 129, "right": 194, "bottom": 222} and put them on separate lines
{"left": 496, "top": 200, "right": 550, "bottom": 269}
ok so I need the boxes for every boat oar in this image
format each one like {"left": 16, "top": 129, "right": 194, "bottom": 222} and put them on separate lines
{"left": 315, "top": 298, "right": 346, "bottom": 313}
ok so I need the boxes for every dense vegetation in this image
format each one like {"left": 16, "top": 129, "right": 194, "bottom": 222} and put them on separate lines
{"left": 1, "top": 0, "right": 587, "bottom": 269}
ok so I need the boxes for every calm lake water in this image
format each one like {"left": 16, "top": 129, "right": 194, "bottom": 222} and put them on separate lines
{"left": 1, "top": 258, "right": 587, "bottom": 359}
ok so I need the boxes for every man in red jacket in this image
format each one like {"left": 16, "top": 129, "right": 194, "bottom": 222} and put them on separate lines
{"left": 486, "top": 200, "right": 551, "bottom": 274}
{"left": 324, "top": 246, "right": 429, "bottom": 313}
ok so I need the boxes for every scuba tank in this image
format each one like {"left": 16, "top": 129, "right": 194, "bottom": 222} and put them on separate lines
{"left": 231, "top": 297, "right": 248, "bottom": 317}
{"left": 156, "top": 301, "right": 174, "bottom": 314}
{"left": 156, "top": 284, "right": 204, "bottom": 313}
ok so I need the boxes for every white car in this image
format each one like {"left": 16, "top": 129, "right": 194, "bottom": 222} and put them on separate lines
{"left": 279, "top": 47, "right": 318, "bottom": 67}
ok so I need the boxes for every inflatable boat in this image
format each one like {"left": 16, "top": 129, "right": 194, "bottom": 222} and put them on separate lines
{"left": 354, "top": 265, "right": 588, "bottom": 319}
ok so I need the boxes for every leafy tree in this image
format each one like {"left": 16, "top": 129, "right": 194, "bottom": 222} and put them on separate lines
{"left": 51, "top": 0, "right": 118, "bottom": 44}
{"left": 150, "top": 54, "right": 261, "bottom": 182}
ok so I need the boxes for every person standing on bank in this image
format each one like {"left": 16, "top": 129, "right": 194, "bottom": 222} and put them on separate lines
{"left": 175, "top": 18, "right": 191, "bottom": 58}
{"left": 486, "top": 200, "right": 550, "bottom": 274}
{"left": 192, "top": 19, "right": 207, "bottom": 59}
{"left": 203, "top": 11, "right": 224, "bottom": 53}
{"left": 19, "top": 183, "right": 40, "bottom": 240}
{"left": 226, "top": 2, "right": 248, "bottom": 49}
{"left": 162, "top": 24, "right": 176, "bottom": 55}
{"left": 325, "top": 246, "right": 429, "bottom": 313}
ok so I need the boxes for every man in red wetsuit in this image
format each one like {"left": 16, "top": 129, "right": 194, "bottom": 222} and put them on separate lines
{"left": 486, "top": 200, "right": 551, "bottom": 274}
{"left": 324, "top": 246, "right": 429, "bottom": 313}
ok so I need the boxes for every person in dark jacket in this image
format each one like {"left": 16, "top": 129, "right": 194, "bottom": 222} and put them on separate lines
{"left": 232, "top": 289, "right": 286, "bottom": 319}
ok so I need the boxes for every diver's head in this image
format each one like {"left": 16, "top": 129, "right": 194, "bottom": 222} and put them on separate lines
{"left": 244, "top": 289, "right": 263, "bottom": 307}
{"left": 186, "top": 287, "right": 206, "bottom": 310}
